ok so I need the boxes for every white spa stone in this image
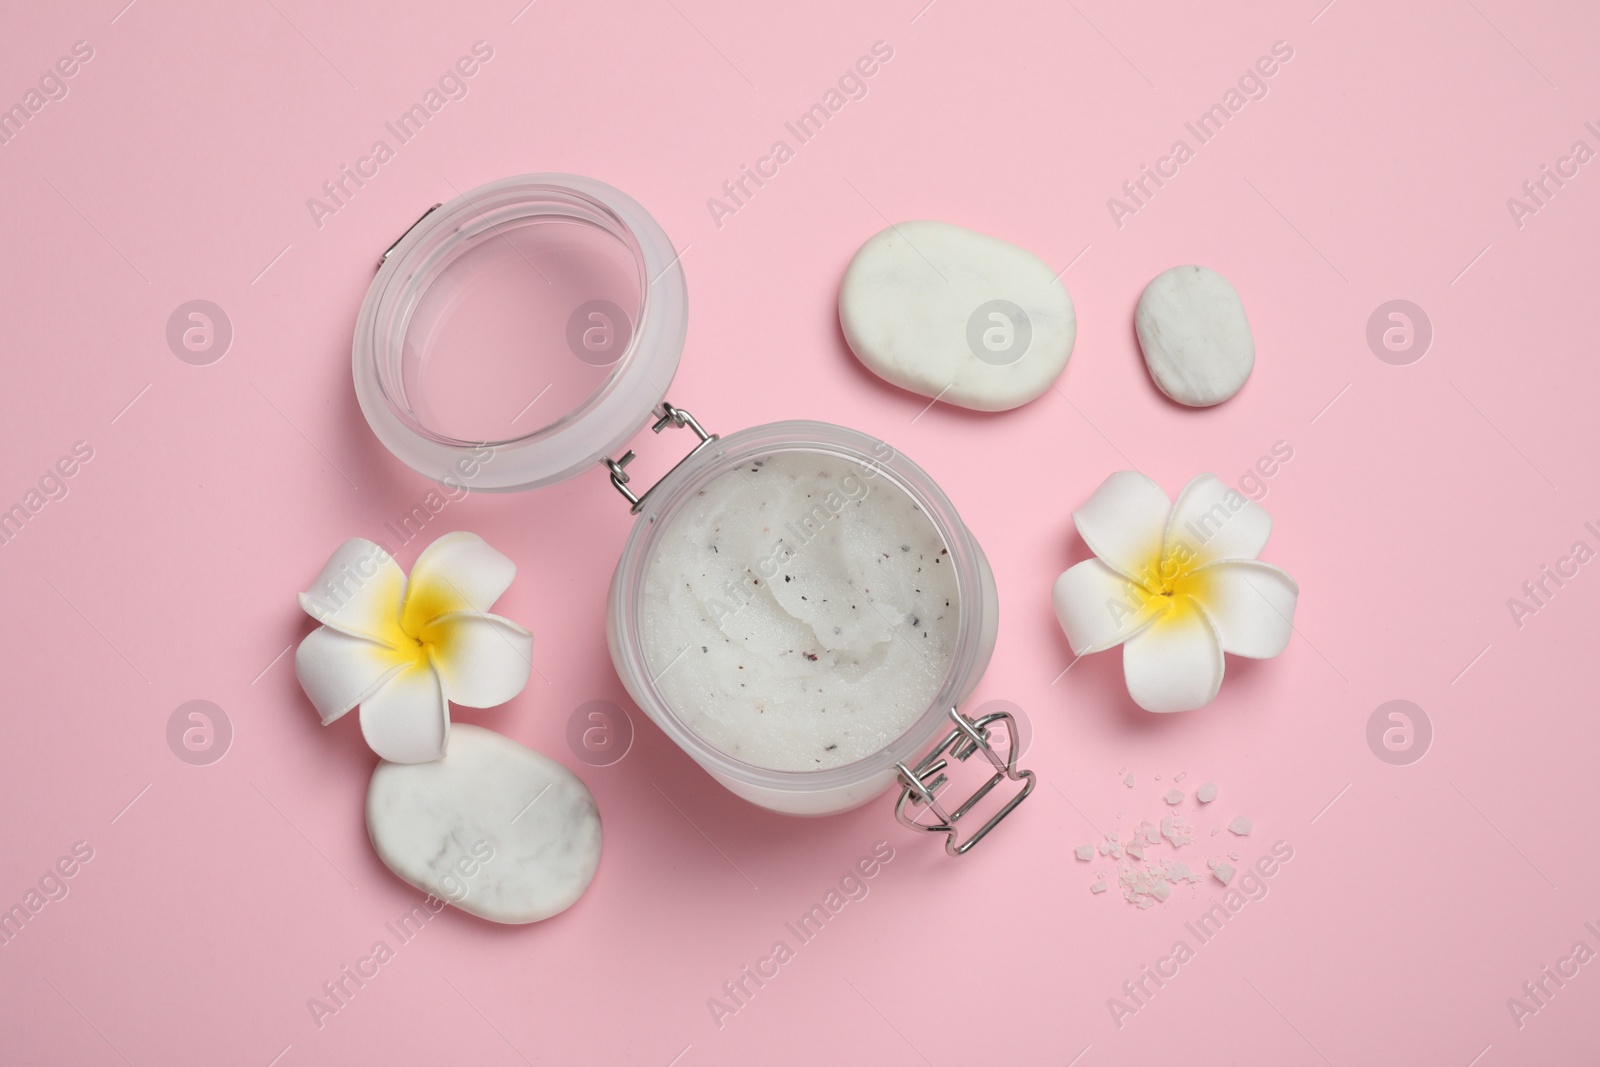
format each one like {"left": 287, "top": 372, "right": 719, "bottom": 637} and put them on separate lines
{"left": 1135, "top": 265, "right": 1254, "bottom": 407}
{"left": 366, "top": 724, "right": 601, "bottom": 924}
{"left": 639, "top": 452, "right": 960, "bottom": 772}
{"left": 838, "top": 221, "right": 1076, "bottom": 412}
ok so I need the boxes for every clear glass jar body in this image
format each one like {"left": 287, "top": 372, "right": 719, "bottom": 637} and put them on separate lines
{"left": 607, "top": 421, "right": 998, "bottom": 816}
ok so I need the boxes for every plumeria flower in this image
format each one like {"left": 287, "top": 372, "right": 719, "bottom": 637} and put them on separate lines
{"left": 1052, "top": 472, "right": 1298, "bottom": 712}
{"left": 294, "top": 532, "right": 533, "bottom": 762}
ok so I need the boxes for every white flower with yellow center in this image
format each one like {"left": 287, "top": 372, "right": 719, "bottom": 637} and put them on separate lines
{"left": 294, "top": 532, "right": 534, "bottom": 762}
{"left": 1052, "top": 471, "right": 1298, "bottom": 712}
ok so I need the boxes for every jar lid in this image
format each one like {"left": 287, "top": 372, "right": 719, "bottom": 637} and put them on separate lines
{"left": 352, "top": 174, "right": 687, "bottom": 491}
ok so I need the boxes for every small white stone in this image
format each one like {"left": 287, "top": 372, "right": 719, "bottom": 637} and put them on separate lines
{"left": 1090, "top": 881, "right": 1108, "bottom": 894}
{"left": 839, "top": 221, "right": 1076, "bottom": 412}
{"left": 1228, "top": 816, "right": 1253, "bottom": 836}
{"left": 1075, "top": 844, "right": 1095, "bottom": 861}
{"left": 1135, "top": 265, "right": 1254, "bottom": 407}
{"left": 1196, "top": 782, "right": 1218, "bottom": 803}
{"left": 1213, "top": 863, "right": 1236, "bottom": 885}
{"left": 367, "top": 725, "right": 602, "bottom": 924}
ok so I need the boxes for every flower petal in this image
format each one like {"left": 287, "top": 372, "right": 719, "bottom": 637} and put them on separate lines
{"left": 1053, "top": 559, "right": 1163, "bottom": 655}
{"left": 421, "top": 611, "right": 534, "bottom": 708}
{"left": 1163, "top": 474, "right": 1271, "bottom": 567}
{"left": 402, "top": 532, "right": 517, "bottom": 634}
{"left": 297, "top": 538, "right": 408, "bottom": 646}
{"left": 1072, "top": 471, "right": 1172, "bottom": 586}
{"left": 1122, "top": 597, "right": 1224, "bottom": 712}
{"left": 1193, "top": 560, "right": 1298, "bottom": 658}
{"left": 359, "top": 663, "right": 450, "bottom": 763}
{"left": 294, "top": 625, "right": 407, "bottom": 724}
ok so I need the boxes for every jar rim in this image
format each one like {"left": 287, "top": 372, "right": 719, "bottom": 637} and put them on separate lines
{"left": 609, "top": 421, "right": 994, "bottom": 793}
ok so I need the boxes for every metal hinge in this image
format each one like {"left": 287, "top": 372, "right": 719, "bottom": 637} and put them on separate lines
{"left": 895, "top": 706, "right": 1036, "bottom": 856}
{"left": 603, "top": 402, "right": 719, "bottom": 514}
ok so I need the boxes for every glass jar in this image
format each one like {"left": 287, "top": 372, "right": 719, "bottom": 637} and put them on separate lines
{"left": 606, "top": 419, "right": 1000, "bottom": 817}
{"left": 353, "top": 174, "right": 1034, "bottom": 855}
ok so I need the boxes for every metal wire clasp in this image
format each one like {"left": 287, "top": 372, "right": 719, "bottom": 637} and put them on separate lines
{"left": 604, "top": 402, "right": 718, "bottom": 514}
{"left": 379, "top": 203, "right": 442, "bottom": 269}
{"left": 894, "top": 706, "right": 1036, "bottom": 856}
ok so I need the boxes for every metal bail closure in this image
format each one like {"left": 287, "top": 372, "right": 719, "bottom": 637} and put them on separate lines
{"left": 604, "top": 402, "right": 718, "bottom": 514}
{"left": 893, "top": 706, "right": 1036, "bottom": 857}
{"left": 378, "top": 203, "right": 442, "bottom": 270}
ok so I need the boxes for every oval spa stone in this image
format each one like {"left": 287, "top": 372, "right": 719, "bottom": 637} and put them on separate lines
{"left": 838, "top": 220, "right": 1076, "bottom": 412}
{"left": 1135, "top": 265, "right": 1254, "bottom": 407}
{"left": 366, "top": 724, "right": 602, "bottom": 924}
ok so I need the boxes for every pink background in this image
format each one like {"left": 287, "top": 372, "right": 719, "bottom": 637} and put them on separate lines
{"left": 3, "top": 0, "right": 1598, "bottom": 1063}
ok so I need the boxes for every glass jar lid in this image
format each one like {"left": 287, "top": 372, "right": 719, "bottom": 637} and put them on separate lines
{"left": 352, "top": 174, "right": 687, "bottom": 491}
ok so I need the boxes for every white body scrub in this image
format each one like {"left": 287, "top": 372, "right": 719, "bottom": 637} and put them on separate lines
{"left": 639, "top": 452, "right": 959, "bottom": 772}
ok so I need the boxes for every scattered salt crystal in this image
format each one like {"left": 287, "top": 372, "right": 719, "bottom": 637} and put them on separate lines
{"left": 1144, "top": 824, "right": 1161, "bottom": 844}
{"left": 1164, "top": 789, "right": 1184, "bottom": 805}
{"left": 1149, "top": 879, "right": 1172, "bottom": 902}
{"left": 1229, "top": 850, "right": 1240, "bottom": 861}
{"left": 1124, "top": 773, "right": 1135, "bottom": 787}
{"left": 1174, "top": 772, "right": 1187, "bottom": 783}
{"left": 1109, "top": 831, "right": 1119, "bottom": 841}
{"left": 1213, "top": 863, "right": 1236, "bottom": 885}
{"left": 1206, "top": 857, "right": 1220, "bottom": 869}
{"left": 1090, "top": 881, "right": 1107, "bottom": 894}
{"left": 1138, "top": 897, "right": 1157, "bottom": 909}
{"left": 1228, "top": 816, "right": 1253, "bottom": 836}
{"left": 1160, "top": 814, "right": 1193, "bottom": 847}
{"left": 1075, "top": 844, "right": 1094, "bottom": 861}
{"left": 1127, "top": 843, "right": 1144, "bottom": 861}
{"left": 1196, "top": 782, "right": 1218, "bottom": 803}
{"left": 1170, "top": 862, "right": 1193, "bottom": 881}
